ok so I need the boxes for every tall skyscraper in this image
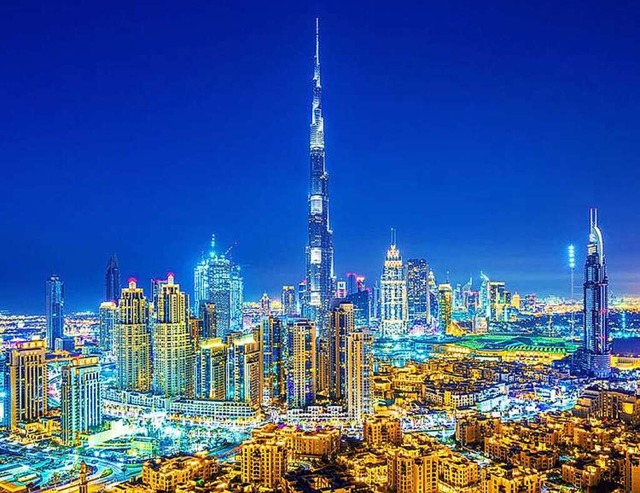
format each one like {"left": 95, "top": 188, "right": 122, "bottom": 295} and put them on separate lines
{"left": 262, "top": 317, "right": 285, "bottom": 401}
{"left": 583, "top": 208, "right": 610, "bottom": 378}
{"left": 45, "top": 275, "right": 64, "bottom": 350}
{"left": 346, "top": 287, "right": 371, "bottom": 329}
{"left": 281, "top": 286, "right": 297, "bottom": 316}
{"left": 406, "top": 259, "right": 430, "bottom": 325}
{"left": 286, "top": 319, "right": 317, "bottom": 409}
{"left": 61, "top": 357, "right": 102, "bottom": 446}
{"left": 226, "top": 332, "right": 263, "bottom": 407}
{"left": 152, "top": 274, "right": 193, "bottom": 397}
{"left": 195, "top": 338, "right": 227, "bottom": 400}
{"left": 114, "top": 279, "right": 151, "bottom": 392}
{"left": 105, "top": 254, "right": 122, "bottom": 302}
{"left": 98, "top": 301, "right": 117, "bottom": 354}
{"left": 438, "top": 283, "right": 453, "bottom": 334}
{"left": 201, "top": 301, "right": 217, "bottom": 339}
{"left": 328, "top": 301, "right": 354, "bottom": 400}
{"left": 193, "top": 258, "right": 208, "bottom": 317}
{"left": 380, "top": 232, "right": 408, "bottom": 336}
{"left": 3, "top": 340, "right": 48, "bottom": 430}
{"left": 346, "top": 331, "right": 374, "bottom": 419}
{"left": 230, "top": 264, "right": 244, "bottom": 331}
{"left": 304, "top": 19, "right": 335, "bottom": 336}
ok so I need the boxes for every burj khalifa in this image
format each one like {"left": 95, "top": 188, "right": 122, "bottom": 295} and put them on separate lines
{"left": 304, "top": 18, "right": 335, "bottom": 335}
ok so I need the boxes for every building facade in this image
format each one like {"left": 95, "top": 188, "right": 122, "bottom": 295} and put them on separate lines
{"left": 61, "top": 356, "right": 102, "bottom": 446}
{"left": 45, "top": 274, "right": 65, "bottom": 350}
{"left": 105, "top": 254, "right": 122, "bottom": 302}
{"left": 380, "top": 235, "right": 408, "bottom": 336}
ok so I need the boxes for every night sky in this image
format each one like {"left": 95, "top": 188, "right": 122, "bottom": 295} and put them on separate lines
{"left": 2, "top": 1, "right": 640, "bottom": 313}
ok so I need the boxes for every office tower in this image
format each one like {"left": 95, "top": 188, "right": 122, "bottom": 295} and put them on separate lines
{"left": 195, "top": 338, "right": 227, "bottom": 400}
{"left": 230, "top": 264, "right": 244, "bottom": 331}
{"left": 328, "top": 302, "right": 354, "bottom": 400}
{"left": 281, "top": 286, "right": 297, "bottom": 316}
{"left": 346, "top": 331, "right": 373, "bottom": 419}
{"left": 61, "top": 357, "right": 102, "bottom": 446}
{"left": 201, "top": 301, "right": 217, "bottom": 339}
{"left": 98, "top": 301, "right": 117, "bottom": 354}
{"left": 438, "top": 284, "right": 453, "bottom": 334}
{"left": 105, "top": 254, "right": 121, "bottom": 302}
{"left": 286, "top": 319, "right": 317, "bottom": 409}
{"left": 346, "top": 272, "right": 359, "bottom": 296}
{"left": 297, "top": 281, "right": 307, "bottom": 316}
{"left": 262, "top": 317, "right": 285, "bottom": 401}
{"left": 583, "top": 208, "right": 610, "bottom": 378}
{"left": 240, "top": 435, "right": 288, "bottom": 488}
{"left": 346, "top": 286, "right": 371, "bottom": 329}
{"left": 303, "top": 19, "right": 335, "bottom": 337}
{"left": 489, "top": 281, "right": 508, "bottom": 321}
{"left": 479, "top": 272, "right": 491, "bottom": 318}
{"left": 114, "top": 279, "right": 151, "bottom": 392}
{"left": 152, "top": 274, "right": 193, "bottom": 397}
{"left": 193, "top": 258, "right": 208, "bottom": 317}
{"left": 226, "top": 332, "right": 262, "bottom": 406}
{"left": 260, "top": 293, "right": 271, "bottom": 317}
{"left": 406, "top": 259, "right": 430, "bottom": 325}
{"left": 3, "top": 340, "right": 48, "bottom": 430}
{"left": 380, "top": 232, "right": 408, "bottom": 336}
{"left": 45, "top": 274, "right": 65, "bottom": 350}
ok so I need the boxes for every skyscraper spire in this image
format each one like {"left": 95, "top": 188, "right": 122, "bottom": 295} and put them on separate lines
{"left": 304, "top": 18, "right": 335, "bottom": 336}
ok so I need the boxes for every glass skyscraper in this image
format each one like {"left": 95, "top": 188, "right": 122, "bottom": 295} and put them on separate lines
{"left": 105, "top": 254, "right": 121, "bottom": 302}
{"left": 45, "top": 274, "right": 64, "bottom": 350}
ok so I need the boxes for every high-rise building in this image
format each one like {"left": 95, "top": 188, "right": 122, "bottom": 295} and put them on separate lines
{"left": 346, "top": 286, "right": 371, "bottom": 329}
{"left": 105, "top": 254, "right": 122, "bottom": 302}
{"left": 262, "top": 317, "right": 285, "bottom": 401}
{"left": 61, "top": 357, "right": 102, "bottom": 446}
{"left": 195, "top": 338, "right": 227, "bottom": 400}
{"left": 226, "top": 332, "right": 262, "bottom": 407}
{"left": 193, "top": 258, "right": 208, "bottom": 318}
{"left": 260, "top": 293, "right": 271, "bottom": 317}
{"left": 201, "top": 301, "right": 217, "bottom": 339}
{"left": 152, "top": 274, "right": 193, "bottom": 397}
{"left": 346, "top": 331, "right": 373, "bottom": 419}
{"left": 438, "top": 283, "right": 453, "bottom": 334}
{"left": 98, "top": 301, "right": 117, "bottom": 355}
{"left": 281, "top": 286, "right": 297, "bottom": 316}
{"left": 3, "top": 340, "right": 48, "bottom": 430}
{"left": 114, "top": 279, "right": 151, "bottom": 392}
{"left": 45, "top": 274, "right": 65, "bottom": 350}
{"left": 230, "top": 264, "right": 244, "bottom": 332}
{"left": 303, "top": 19, "right": 335, "bottom": 337}
{"left": 286, "top": 319, "right": 317, "bottom": 409}
{"left": 407, "top": 259, "right": 430, "bottom": 325}
{"left": 328, "top": 302, "right": 354, "bottom": 400}
{"left": 380, "top": 233, "right": 408, "bottom": 336}
{"left": 583, "top": 208, "right": 610, "bottom": 378}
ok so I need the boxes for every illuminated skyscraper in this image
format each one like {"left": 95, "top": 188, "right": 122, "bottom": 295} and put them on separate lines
{"left": 286, "top": 319, "right": 317, "bottom": 409}
{"left": 114, "top": 279, "right": 151, "bottom": 392}
{"left": 380, "top": 232, "right": 408, "bottom": 336}
{"left": 260, "top": 292, "right": 271, "bottom": 317}
{"left": 61, "top": 356, "right": 102, "bottom": 446}
{"left": 438, "top": 283, "right": 453, "bottom": 334}
{"left": 406, "top": 259, "right": 430, "bottom": 325}
{"left": 328, "top": 301, "right": 354, "bottom": 400}
{"left": 3, "top": 340, "right": 48, "bottom": 430}
{"left": 346, "top": 331, "right": 373, "bottom": 419}
{"left": 281, "top": 285, "right": 297, "bottom": 316}
{"left": 45, "top": 274, "right": 64, "bottom": 350}
{"left": 193, "top": 258, "right": 208, "bottom": 317}
{"left": 152, "top": 274, "right": 193, "bottom": 397}
{"left": 98, "top": 301, "right": 117, "bottom": 354}
{"left": 230, "top": 264, "right": 244, "bottom": 331}
{"left": 304, "top": 19, "right": 335, "bottom": 336}
{"left": 226, "top": 331, "right": 262, "bottom": 407}
{"left": 105, "top": 254, "right": 121, "bottom": 302}
{"left": 195, "top": 338, "right": 227, "bottom": 400}
{"left": 583, "top": 208, "right": 610, "bottom": 378}
{"left": 346, "top": 280, "right": 371, "bottom": 329}
{"left": 262, "top": 317, "right": 285, "bottom": 401}
{"left": 201, "top": 301, "right": 217, "bottom": 339}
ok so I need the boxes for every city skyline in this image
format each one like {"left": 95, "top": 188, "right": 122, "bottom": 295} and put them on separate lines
{"left": 3, "top": 2, "right": 640, "bottom": 312}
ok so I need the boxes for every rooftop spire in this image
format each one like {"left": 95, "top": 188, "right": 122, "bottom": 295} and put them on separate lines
{"left": 315, "top": 17, "right": 320, "bottom": 64}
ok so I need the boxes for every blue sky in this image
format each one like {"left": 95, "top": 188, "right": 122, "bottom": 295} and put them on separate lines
{"left": 2, "top": 0, "right": 639, "bottom": 312}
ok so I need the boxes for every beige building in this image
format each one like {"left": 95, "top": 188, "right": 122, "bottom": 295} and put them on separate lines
{"left": 484, "top": 466, "right": 541, "bottom": 493}
{"left": 388, "top": 446, "right": 439, "bottom": 493}
{"left": 363, "top": 415, "right": 403, "bottom": 447}
{"left": 140, "top": 455, "right": 217, "bottom": 493}
{"left": 437, "top": 454, "right": 481, "bottom": 493}
{"left": 240, "top": 435, "right": 288, "bottom": 487}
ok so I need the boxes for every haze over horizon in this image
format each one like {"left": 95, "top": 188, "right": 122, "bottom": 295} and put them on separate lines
{"left": 2, "top": 1, "right": 640, "bottom": 313}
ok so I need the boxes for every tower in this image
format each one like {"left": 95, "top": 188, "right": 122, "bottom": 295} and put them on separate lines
{"left": 438, "top": 283, "right": 453, "bottom": 334}
{"left": 45, "top": 274, "right": 64, "bottom": 350}
{"left": 152, "top": 274, "right": 193, "bottom": 397}
{"left": 346, "top": 330, "right": 374, "bottom": 419}
{"left": 114, "top": 279, "right": 151, "bottom": 392}
{"left": 61, "top": 357, "right": 102, "bottom": 446}
{"left": 3, "top": 340, "right": 48, "bottom": 430}
{"left": 196, "top": 338, "right": 227, "bottom": 400}
{"left": 105, "top": 254, "right": 122, "bottom": 302}
{"left": 285, "top": 319, "right": 317, "bottom": 409}
{"left": 281, "top": 285, "right": 297, "bottom": 316}
{"left": 583, "top": 208, "right": 610, "bottom": 378}
{"left": 406, "top": 259, "right": 430, "bottom": 325}
{"left": 98, "top": 301, "right": 117, "bottom": 355}
{"left": 304, "top": 18, "right": 335, "bottom": 337}
{"left": 328, "top": 301, "right": 355, "bottom": 400}
{"left": 226, "top": 332, "right": 263, "bottom": 406}
{"left": 262, "top": 316, "right": 286, "bottom": 401}
{"left": 380, "top": 230, "right": 408, "bottom": 336}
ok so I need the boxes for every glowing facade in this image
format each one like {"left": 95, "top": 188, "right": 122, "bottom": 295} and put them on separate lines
{"left": 152, "top": 274, "right": 193, "bottom": 397}
{"left": 346, "top": 330, "right": 374, "bottom": 419}
{"left": 380, "top": 235, "right": 408, "bottom": 336}
{"left": 45, "top": 274, "right": 64, "bottom": 350}
{"left": 114, "top": 279, "right": 151, "bottom": 392}
{"left": 583, "top": 208, "right": 610, "bottom": 377}
{"left": 196, "top": 338, "right": 227, "bottom": 400}
{"left": 226, "top": 332, "right": 262, "bottom": 407}
{"left": 407, "top": 259, "right": 431, "bottom": 325}
{"left": 98, "top": 301, "right": 117, "bottom": 354}
{"left": 61, "top": 356, "right": 102, "bottom": 446}
{"left": 328, "top": 301, "right": 354, "bottom": 400}
{"left": 304, "top": 19, "right": 335, "bottom": 336}
{"left": 105, "top": 254, "right": 121, "bottom": 302}
{"left": 438, "top": 283, "right": 453, "bottom": 334}
{"left": 286, "top": 319, "right": 317, "bottom": 409}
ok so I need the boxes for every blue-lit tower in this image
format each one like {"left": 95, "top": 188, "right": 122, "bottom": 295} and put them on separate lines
{"left": 583, "top": 208, "right": 610, "bottom": 378}
{"left": 46, "top": 275, "right": 65, "bottom": 350}
{"left": 304, "top": 18, "right": 335, "bottom": 336}
{"left": 105, "top": 254, "right": 121, "bottom": 302}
